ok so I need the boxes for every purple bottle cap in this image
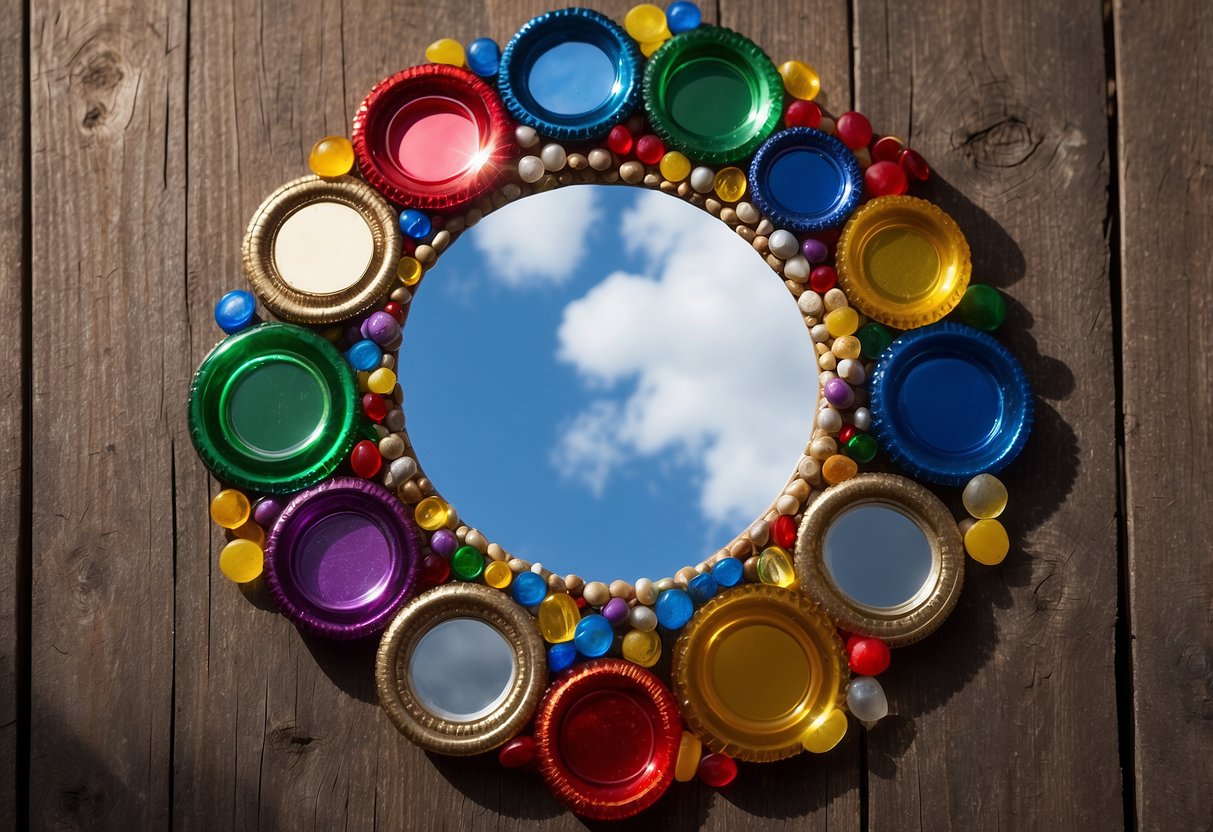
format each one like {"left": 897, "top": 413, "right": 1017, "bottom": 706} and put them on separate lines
{"left": 265, "top": 477, "right": 422, "bottom": 639}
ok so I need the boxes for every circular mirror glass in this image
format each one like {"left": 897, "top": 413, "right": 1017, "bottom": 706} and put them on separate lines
{"left": 408, "top": 617, "right": 517, "bottom": 721}
{"left": 273, "top": 202, "right": 375, "bottom": 294}
{"left": 527, "top": 42, "right": 616, "bottom": 116}
{"left": 822, "top": 503, "right": 934, "bottom": 609}
{"left": 400, "top": 185, "right": 817, "bottom": 583}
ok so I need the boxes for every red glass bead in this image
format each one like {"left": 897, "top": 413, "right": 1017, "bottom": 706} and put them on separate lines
{"left": 835, "top": 111, "right": 873, "bottom": 150}
{"left": 418, "top": 553, "right": 450, "bottom": 589}
{"left": 498, "top": 735, "right": 537, "bottom": 768}
{"left": 575, "top": 596, "right": 588, "bottom": 609}
{"left": 362, "top": 393, "right": 388, "bottom": 422}
{"left": 608, "top": 124, "right": 634, "bottom": 155}
{"left": 899, "top": 148, "right": 930, "bottom": 181}
{"left": 698, "top": 753, "right": 738, "bottom": 788}
{"left": 871, "top": 135, "right": 905, "bottom": 163}
{"left": 785, "top": 99, "right": 822, "bottom": 129}
{"left": 843, "top": 633, "right": 861, "bottom": 652}
{"left": 635, "top": 135, "right": 665, "bottom": 165}
{"left": 382, "top": 301, "right": 404, "bottom": 322}
{"left": 848, "top": 637, "right": 891, "bottom": 676}
{"left": 350, "top": 439, "right": 382, "bottom": 478}
{"left": 810, "top": 265, "right": 838, "bottom": 293}
{"left": 838, "top": 424, "right": 857, "bottom": 445}
{"left": 771, "top": 514, "right": 797, "bottom": 549}
{"left": 402, "top": 237, "right": 417, "bottom": 256}
{"left": 865, "top": 160, "right": 908, "bottom": 197}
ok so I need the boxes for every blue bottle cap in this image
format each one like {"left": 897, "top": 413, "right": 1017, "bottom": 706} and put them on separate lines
{"left": 498, "top": 8, "right": 643, "bottom": 141}
{"left": 869, "top": 322, "right": 1033, "bottom": 486}
{"left": 214, "top": 290, "right": 257, "bottom": 334}
{"left": 748, "top": 128, "right": 862, "bottom": 233}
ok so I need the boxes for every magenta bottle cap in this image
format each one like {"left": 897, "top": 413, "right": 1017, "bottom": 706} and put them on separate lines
{"left": 265, "top": 477, "right": 422, "bottom": 639}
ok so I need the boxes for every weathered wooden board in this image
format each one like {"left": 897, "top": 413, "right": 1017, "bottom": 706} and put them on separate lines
{"left": 1113, "top": 0, "right": 1213, "bottom": 829}
{"left": 853, "top": 0, "right": 1124, "bottom": 829}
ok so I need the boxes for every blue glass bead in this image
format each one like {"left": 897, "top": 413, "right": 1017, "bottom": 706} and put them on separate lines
{"left": 711, "top": 557, "right": 743, "bottom": 588}
{"left": 687, "top": 573, "right": 719, "bottom": 606}
{"left": 548, "top": 641, "right": 578, "bottom": 673}
{"left": 573, "top": 614, "right": 614, "bottom": 658}
{"left": 345, "top": 339, "right": 382, "bottom": 372}
{"left": 398, "top": 209, "right": 432, "bottom": 240}
{"left": 655, "top": 588, "right": 694, "bottom": 629}
{"left": 214, "top": 290, "right": 257, "bottom": 334}
{"left": 511, "top": 571, "right": 548, "bottom": 607}
{"left": 466, "top": 37, "right": 501, "bottom": 78}
{"left": 666, "top": 1, "right": 702, "bottom": 34}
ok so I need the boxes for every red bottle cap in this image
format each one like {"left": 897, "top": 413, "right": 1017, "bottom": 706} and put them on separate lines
{"left": 535, "top": 659, "right": 681, "bottom": 820}
{"left": 352, "top": 64, "right": 514, "bottom": 211}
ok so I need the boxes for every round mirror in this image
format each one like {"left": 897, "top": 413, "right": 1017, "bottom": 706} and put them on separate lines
{"left": 408, "top": 617, "right": 516, "bottom": 721}
{"left": 795, "top": 473, "right": 964, "bottom": 646}
{"left": 527, "top": 42, "right": 616, "bottom": 116}
{"left": 822, "top": 504, "right": 935, "bottom": 610}
{"left": 399, "top": 185, "right": 817, "bottom": 584}
{"left": 273, "top": 202, "right": 374, "bottom": 295}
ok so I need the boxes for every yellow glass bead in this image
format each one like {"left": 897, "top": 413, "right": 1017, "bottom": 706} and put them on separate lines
{"left": 425, "top": 37, "right": 465, "bottom": 67}
{"left": 801, "top": 708, "right": 847, "bottom": 753}
{"left": 210, "top": 489, "right": 250, "bottom": 529}
{"left": 231, "top": 520, "right": 265, "bottom": 548}
{"left": 622, "top": 628, "right": 662, "bottom": 668}
{"left": 483, "top": 560, "right": 513, "bottom": 589}
{"left": 822, "top": 454, "right": 859, "bottom": 485}
{"left": 779, "top": 60, "right": 821, "bottom": 101}
{"left": 538, "top": 592, "right": 580, "bottom": 643}
{"left": 659, "top": 150, "right": 691, "bottom": 182}
{"left": 713, "top": 166, "right": 748, "bottom": 202}
{"left": 367, "top": 367, "right": 396, "bottom": 395}
{"left": 962, "top": 473, "right": 1009, "bottom": 519}
{"left": 397, "top": 256, "right": 423, "bottom": 286}
{"left": 757, "top": 546, "right": 797, "bottom": 588}
{"left": 964, "top": 518, "right": 1010, "bottom": 565}
{"left": 640, "top": 38, "right": 668, "bottom": 58}
{"left": 825, "top": 307, "right": 859, "bottom": 337}
{"left": 832, "top": 335, "right": 862, "bottom": 360}
{"left": 308, "top": 136, "right": 354, "bottom": 178}
{"left": 219, "top": 539, "right": 263, "bottom": 583}
{"left": 674, "top": 730, "right": 702, "bottom": 782}
{"left": 414, "top": 496, "right": 452, "bottom": 531}
{"left": 624, "top": 4, "right": 669, "bottom": 42}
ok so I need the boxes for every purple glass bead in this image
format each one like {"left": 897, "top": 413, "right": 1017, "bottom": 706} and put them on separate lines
{"left": 602, "top": 597, "right": 630, "bottom": 625}
{"left": 824, "top": 377, "right": 856, "bottom": 409}
{"left": 362, "top": 311, "right": 402, "bottom": 347}
{"left": 801, "top": 238, "right": 829, "bottom": 264}
{"left": 430, "top": 528, "right": 458, "bottom": 558}
{"left": 252, "top": 497, "right": 284, "bottom": 527}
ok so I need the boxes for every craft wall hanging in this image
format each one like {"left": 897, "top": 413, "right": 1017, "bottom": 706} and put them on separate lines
{"left": 189, "top": 2, "right": 1032, "bottom": 821}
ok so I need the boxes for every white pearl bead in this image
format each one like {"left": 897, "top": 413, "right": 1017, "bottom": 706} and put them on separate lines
{"left": 690, "top": 166, "right": 715, "bottom": 193}
{"left": 847, "top": 676, "right": 889, "bottom": 722}
{"left": 837, "top": 358, "right": 866, "bottom": 385}
{"left": 517, "top": 155, "right": 545, "bottom": 183}
{"left": 818, "top": 407, "right": 842, "bottom": 433}
{"left": 629, "top": 606, "right": 658, "bottom": 632}
{"left": 540, "top": 143, "right": 567, "bottom": 171}
{"left": 852, "top": 406, "right": 872, "bottom": 431}
{"left": 810, "top": 323, "right": 831, "bottom": 342}
{"left": 798, "top": 291, "right": 824, "bottom": 317}
{"left": 515, "top": 125, "right": 539, "bottom": 148}
{"left": 784, "top": 254, "right": 811, "bottom": 282}
{"left": 768, "top": 229, "right": 799, "bottom": 259}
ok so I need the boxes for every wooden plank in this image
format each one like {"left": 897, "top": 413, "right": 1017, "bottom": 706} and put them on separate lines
{"left": 1113, "top": 0, "right": 1213, "bottom": 829}
{"left": 852, "top": 1, "right": 1123, "bottom": 829}
{"left": 27, "top": 0, "right": 186, "bottom": 828}
{"left": 0, "top": 0, "right": 26, "bottom": 825}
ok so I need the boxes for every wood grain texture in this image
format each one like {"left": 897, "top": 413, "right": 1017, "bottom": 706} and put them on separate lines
{"left": 0, "top": 0, "right": 25, "bottom": 826}
{"left": 1114, "top": 0, "right": 1213, "bottom": 829}
{"left": 853, "top": 0, "right": 1123, "bottom": 829}
{"left": 28, "top": 0, "right": 186, "bottom": 829}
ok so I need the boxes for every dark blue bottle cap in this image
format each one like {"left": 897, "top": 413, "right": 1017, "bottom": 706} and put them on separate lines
{"left": 748, "top": 128, "right": 862, "bottom": 233}
{"left": 498, "top": 8, "right": 643, "bottom": 141}
{"left": 214, "top": 289, "right": 257, "bottom": 334}
{"left": 869, "top": 322, "right": 1033, "bottom": 486}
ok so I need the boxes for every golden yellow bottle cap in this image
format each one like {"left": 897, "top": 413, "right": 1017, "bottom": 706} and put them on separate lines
{"left": 835, "top": 195, "right": 971, "bottom": 330}
{"left": 670, "top": 583, "right": 846, "bottom": 762}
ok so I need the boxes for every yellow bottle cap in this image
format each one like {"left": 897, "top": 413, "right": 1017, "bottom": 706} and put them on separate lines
{"left": 836, "top": 195, "right": 971, "bottom": 330}
{"left": 671, "top": 583, "right": 846, "bottom": 762}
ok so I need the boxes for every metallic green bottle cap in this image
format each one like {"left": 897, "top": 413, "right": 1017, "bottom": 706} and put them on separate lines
{"left": 643, "top": 26, "right": 784, "bottom": 165}
{"left": 188, "top": 323, "right": 360, "bottom": 494}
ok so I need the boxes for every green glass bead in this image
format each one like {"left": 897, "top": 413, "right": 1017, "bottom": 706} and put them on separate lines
{"left": 857, "top": 322, "right": 894, "bottom": 359}
{"left": 957, "top": 284, "right": 1007, "bottom": 331}
{"left": 846, "top": 433, "right": 878, "bottom": 463}
{"left": 451, "top": 545, "right": 486, "bottom": 581}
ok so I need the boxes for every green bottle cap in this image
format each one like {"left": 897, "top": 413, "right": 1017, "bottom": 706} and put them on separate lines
{"left": 643, "top": 26, "right": 783, "bottom": 165}
{"left": 188, "top": 323, "right": 360, "bottom": 494}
